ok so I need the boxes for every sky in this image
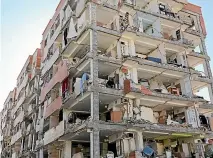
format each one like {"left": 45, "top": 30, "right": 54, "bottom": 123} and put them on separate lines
{"left": 0, "top": 0, "right": 213, "bottom": 109}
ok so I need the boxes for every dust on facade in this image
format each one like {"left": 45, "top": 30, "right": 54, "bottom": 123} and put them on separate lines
{"left": 1, "top": 0, "right": 213, "bottom": 157}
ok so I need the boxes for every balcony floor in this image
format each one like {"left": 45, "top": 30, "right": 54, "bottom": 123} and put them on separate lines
{"left": 63, "top": 86, "right": 123, "bottom": 112}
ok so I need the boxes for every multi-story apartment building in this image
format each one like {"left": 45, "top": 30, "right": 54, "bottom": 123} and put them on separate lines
{"left": 0, "top": 90, "right": 16, "bottom": 157}
{"left": 1, "top": 0, "right": 213, "bottom": 158}
{"left": 0, "top": 49, "right": 41, "bottom": 158}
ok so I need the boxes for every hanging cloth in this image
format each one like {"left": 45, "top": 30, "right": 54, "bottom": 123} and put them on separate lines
{"left": 67, "top": 18, "right": 78, "bottom": 39}
{"left": 80, "top": 73, "right": 89, "bottom": 94}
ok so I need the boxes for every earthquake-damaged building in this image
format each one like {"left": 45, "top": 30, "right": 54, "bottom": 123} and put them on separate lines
{"left": 1, "top": 0, "right": 213, "bottom": 158}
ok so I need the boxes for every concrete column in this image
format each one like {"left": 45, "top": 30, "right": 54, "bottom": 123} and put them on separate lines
{"left": 135, "top": 131, "right": 144, "bottom": 152}
{"left": 90, "top": 130, "right": 100, "bottom": 158}
{"left": 132, "top": 68, "right": 138, "bottom": 84}
{"left": 207, "top": 84, "right": 213, "bottom": 103}
{"left": 117, "top": 41, "right": 122, "bottom": 59}
{"left": 63, "top": 141, "right": 72, "bottom": 158}
{"left": 89, "top": 2, "right": 100, "bottom": 158}
{"left": 158, "top": 43, "right": 167, "bottom": 64}
{"left": 36, "top": 151, "right": 39, "bottom": 158}
{"left": 32, "top": 134, "right": 35, "bottom": 151}
{"left": 129, "top": 40, "right": 136, "bottom": 56}
{"left": 39, "top": 148, "right": 44, "bottom": 158}
{"left": 28, "top": 134, "right": 32, "bottom": 149}
{"left": 180, "top": 76, "right": 193, "bottom": 97}
{"left": 203, "top": 61, "right": 210, "bottom": 76}
{"left": 197, "top": 14, "right": 213, "bottom": 94}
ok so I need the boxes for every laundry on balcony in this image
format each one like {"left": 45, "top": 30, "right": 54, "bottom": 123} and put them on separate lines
{"left": 142, "top": 146, "right": 155, "bottom": 157}
{"left": 80, "top": 73, "right": 90, "bottom": 94}
{"left": 159, "top": 3, "right": 176, "bottom": 19}
{"left": 145, "top": 57, "right": 162, "bottom": 63}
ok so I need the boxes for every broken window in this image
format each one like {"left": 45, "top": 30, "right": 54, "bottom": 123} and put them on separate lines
{"left": 47, "top": 44, "right": 54, "bottom": 60}
{"left": 55, "top": 15, "right": 60, "bottom": 30}
{"left": 50, "top": 25, "right": 55, "bottom": 38}
{"left": 176, "top": 29, "right": 181, "bottom": 40}
{"left": 44, "top": 37, "right": 48, "bottom": 47}
{"left": 64, "top": 28, "right": 68, "bottom": 46}
{"left": 59, "top": 109, "right": 63, "bottom": 122}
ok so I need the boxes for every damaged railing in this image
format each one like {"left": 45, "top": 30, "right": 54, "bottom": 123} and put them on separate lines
{"left": 185, "top": 28, "right": 201, "bottom": 36}
{"left": 43, "top": 121, "right": 65, "bottom": 145}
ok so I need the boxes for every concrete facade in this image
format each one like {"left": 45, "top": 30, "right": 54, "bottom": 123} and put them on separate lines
{"left": 1, "top": 0, "right": 213, "bottom": 158}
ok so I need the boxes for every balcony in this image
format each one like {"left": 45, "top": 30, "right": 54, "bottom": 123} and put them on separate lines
{"left": 36, "top": 118, "right": 44, "bottom": 133}
{"left": 121, "top": 0, "right": 192, "bottom": 27}
{"left": 63, "top": 78, "right": 123, "bottom": 112}
{"left": 40, "top": 60, "right": 69, "bottom": 103}
{"left": 13, "top": 93, "right": 26, "bottom": 115}
{"left": 42, "top": 47, "right": 60, "bottom": 76}
{"left": 124, "top": 16, "right": 194, "bottom": 51}
{"left": 124, "top": 57, "right": 188, "bottom": 82}
{"left": 44, "top": 97, "right": 63, "bottom": 119}
{"left": 185, "top": 28, "right": 201, "bottom": 36}
{"left": 1, "top": 120, "right": 6, "bottom": 129}
{"left": 124, "top": 79, "right": 206, "bottom": 111}
{"left": 176, "top": 0, "right": 188, "bottom": 4}
{"left": 23, "top": 103, "right": 35, "bottom": 117}
{"left": 16, "top": 73, "right": 30, "bottom": 99}
{"left": 190, "top": 72, "right": 213, "bottom": 92}
{"left": 13, "top": 111, "right": 24, "bottom": 127}
{"left": 43, "top": 121, "right": 65, "bottom": 146}
{"left": 11, "top": 129, "right": 22, "bottom": 145}
{"left": 188, "top": 51, "right": 210, "bottom": 61}
{"left": 27, "top": 104, "right": 35, "bottom": 116}
{"left": 95, "top": 0, "right": 120, "bottom": 8}
{"left": 2, "top": 109, "right": 7, "bottom": 118}
{"left": 25, "top": 86, "right": 37, "bottom": 104}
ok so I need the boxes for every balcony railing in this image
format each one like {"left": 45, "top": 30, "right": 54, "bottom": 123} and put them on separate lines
{"left": 95, "top": 0, "right": 120, "bottom": 7}
{"left": 44, "top": 97, "right": 63, "bottom": 119}
{"left": 185, "top": 28, "right": 201, "bottom": 36}
{"left": 179, "top": 15, "right": 194, "bottom": 26}
{"left": 40, "top": 60, "right": 69, "bottom": 103}
{"left": 123, "top": 0, "right": 135, "bottom": 5}
{"left": 13, "top": 93, "right": 26, "bottom": 115}
{"left": 43, "top": 121, "right": 65, "bottom": 145}
{"left": 42, "top": 47, "right": 60, "bottom": 76}
{"left": 11, "top": 129, "right": 22, "bottom": 145}
{"left": 16, "top": 74, "right": 29, "bottom": 98}
{"left": 182, "top": 38, "right": 194, "bottom": 46}
{"left": 13, "top": 111, "right": 24, "bottom": 127}
{"left": 175, "top": 0, "right": 188, "bottom": 4}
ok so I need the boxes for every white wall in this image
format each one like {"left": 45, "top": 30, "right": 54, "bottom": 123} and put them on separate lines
{"left": 152, "top": 18, "right": 162, "bottom": 38}
{"left": 76, "top": 0, "right": 86, "bottom": 17}
{"left": 180, "top": 76, "right": 193, "bottom": 97}
{"left": 144, "top": 0, "right": 159, "bottom": 13}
